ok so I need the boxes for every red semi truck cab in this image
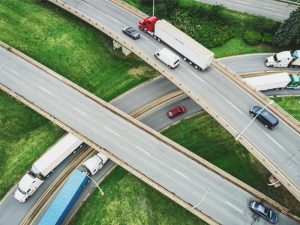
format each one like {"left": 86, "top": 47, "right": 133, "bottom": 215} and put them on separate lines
{"left": 138, "top": 16, "right": 159, "bottom": 33}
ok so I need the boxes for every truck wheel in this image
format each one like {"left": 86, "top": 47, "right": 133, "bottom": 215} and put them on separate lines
{"left": 183, "top": 57, "right": 187, "bottom": 61}
{"left": 154, "top": 55, "right": 158, "bottom": 59}
{"left": 194, "top": 65, "right": 198, "bottom": 69}
{"left": 153, "top": 36, "right": 157, "bottom": 40}
{"left": 157, "top": 38, "right": 161, "bottom": 42}
{"left": 168, "top": 65, "right": 172, "bottom": 69}
{"left": 189, "top": 61, "right": 192, "bottom": 65}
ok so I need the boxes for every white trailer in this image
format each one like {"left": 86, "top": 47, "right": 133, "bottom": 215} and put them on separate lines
{"left": 244, "top": 73, "right": 291, "bottom": 91}
{"left": 153, "top": 20, "right": 214, "bottom": 70}
{"left": 14, "top": 133, "right": 84, "bottom": 202}
{"left": 82, "top": 152, "right": 109, "bottom": 176}
{"left": 265, "top": 50, "right": 300, "bottom": 68}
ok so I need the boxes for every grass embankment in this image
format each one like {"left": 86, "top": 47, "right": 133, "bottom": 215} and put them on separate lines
{"left": 275, "top": 96, "right": 300, "bottom": 121}
{"left": 71, "top": 96, "right": 300, "bottom": 224}
{"left": 0, "top": 0, "right": 156, "bottom": 199}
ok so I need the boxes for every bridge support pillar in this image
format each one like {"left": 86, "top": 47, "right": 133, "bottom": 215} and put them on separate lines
{"left": 113, "top": 40, "right": 131, "bottom": 56}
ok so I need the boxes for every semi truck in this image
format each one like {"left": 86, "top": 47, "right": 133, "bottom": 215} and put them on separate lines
{"left": 265, "top": 50, "right": 300, "bottom": 68}
{"left": 14, "top": 134, "right": 84, "bottom": 202}
{"left": 244, "top": 72, "right": 300, "bottom": 91}
{"left": 138, "top": 16, "right": 214, "bottom": 71}
{"left": 38, "top": 170, "right": 89, "bottom": 225}
{"left": 82, "top": 152, "right": 109, "bottom": 176}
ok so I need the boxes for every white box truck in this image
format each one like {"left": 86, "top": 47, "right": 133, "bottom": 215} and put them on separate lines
{"left": 243, "top": 72, "right": 300, "bottom": 91}
{"left": 82, "top": 152, "right": 109, "bottom": 176}
{"left": 154, "top": 48, "right": 180, "bottom": 69}
{"left": 139, "top": 17, "right": 214, "bottom": 70}
{"left": 265, "top": 50, "right": 300, "bottom": 68}
{"left": 14, "top": 133, "right": 84, "bottom": 202}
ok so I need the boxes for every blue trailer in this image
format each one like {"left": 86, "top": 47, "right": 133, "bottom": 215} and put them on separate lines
{"left": 38, "top": 170, "right": 89, "bottom": 225}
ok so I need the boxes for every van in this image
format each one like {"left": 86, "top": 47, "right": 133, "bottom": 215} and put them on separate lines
{"left": 154, "top": 48, "right": 180, "bottom": 69}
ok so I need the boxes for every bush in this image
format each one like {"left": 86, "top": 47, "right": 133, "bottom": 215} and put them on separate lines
{"left": 261, "top": 33, "right": 273, "bottom": 44}
{"left": 243, "top": 30, "right": 261, "bottom": 45}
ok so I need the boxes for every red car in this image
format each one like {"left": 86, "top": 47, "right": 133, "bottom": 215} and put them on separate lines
{"left": 167, "top": 106, "right": 186, "bottom": 119}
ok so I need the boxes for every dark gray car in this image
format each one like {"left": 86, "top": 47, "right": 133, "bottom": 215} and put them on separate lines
{"left": 122, "top": 26, "right": 140, "bottom": 39}
{"left": 249, "top": 201, "right": 278, "bottom": 224}
{"left": 249, "top": 106, "right": 279, "bottom": 129}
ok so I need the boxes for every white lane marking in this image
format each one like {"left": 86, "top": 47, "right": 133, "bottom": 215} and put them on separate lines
{"left": 10, "top": 69, "right": 20, "bottom": 75}
{"left": 72, "top": 106, "right": 87, "bottom": 117}
{"left": 103, "top": 13, "right": 121, "bottom": 24}
{"left": 182, "top": 64, "right": 243, "bottom": 114}
{"left": 225, "top": 201, "right": 244, "bottom": 214}
{"left": 263, "top": 132, "right": 284, "bottom": 150}
{"left": 135, "top": 145, "right": 151, "bottom": 156}
{"left": 39, "top": 86, "right": 53, "bottom": 96}
{"left": 104, "top": 126, "right": 120, "bottom": 137}
{"left": 173, "top": 168, "right": 190, "bottom": 180}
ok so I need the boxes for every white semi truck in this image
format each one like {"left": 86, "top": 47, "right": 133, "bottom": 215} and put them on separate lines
{"left": 138, "top": 17, "right": 214, "bottom": 70}
{"left": 82, "top": 152, "right": 108, "bottom": 176}
{"left": 14, "top": 133, "right": 84, "bottom": 202}
{"left": 265, "top": 50, "right": 300, "bottom": 68}
{"left": 244, "top": 72, "right": 300, "bottom": 91}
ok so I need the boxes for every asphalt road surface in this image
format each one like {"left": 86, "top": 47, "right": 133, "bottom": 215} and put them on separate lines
{"left": 197, "top": 0, "right": 298, "bottom": 21}
{"left": 55, "top": 0, "right": 300, "bottom": 200}
{"left": 1, "top": 44, "right": 299, "bottom": 225}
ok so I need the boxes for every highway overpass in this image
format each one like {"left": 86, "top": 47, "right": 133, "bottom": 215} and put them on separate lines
{"left": 46, "top": 0, "right": 300, "bottom": 201}
{"left": 1, "top": 42, "right": 299, "bottom": 224}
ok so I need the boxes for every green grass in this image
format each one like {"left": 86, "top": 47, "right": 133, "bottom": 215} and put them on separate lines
{"left": 0, "top": 91, "right": 65, "bottom": 199}
{"left": 212, "top": 38, "right": 273, "bottom": 58}
{"left": 71, "top": 167, "right": 207, "bottom": 225}
{"left": 274, "top": 96, "right": 300, "bottom": 121}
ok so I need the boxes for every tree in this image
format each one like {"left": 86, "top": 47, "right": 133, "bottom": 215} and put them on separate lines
{"left": 274, "top": 7, "right": 300, "bottom": 47}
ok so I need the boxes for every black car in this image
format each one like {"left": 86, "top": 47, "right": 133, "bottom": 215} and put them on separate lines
{"left": 249, "top": 201, "right": 278, "bottom": 224}
{"left": 249, "top": 106, "right": 279, "bottom": 129}
{"left": 122, "top": 26, "right": 140, "bottom": 39}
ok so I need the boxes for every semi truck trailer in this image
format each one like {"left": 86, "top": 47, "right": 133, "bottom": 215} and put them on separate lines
{"left": 82, "top": 152, "right": 109, "bottom": 176}
{"left": 38, "top": 170, "right": 89, "bottom": 225}
{"left": 265, "top": 50, "right": 300, "bottom": 68}
{"left": 14, "top": 134, "right": 84, "bottom": 202}
{"left": 138, "top": 16, "right": 214, "bottom": 71}
{"left": 244, "top": 72, "right": 300, "bottom": 91}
